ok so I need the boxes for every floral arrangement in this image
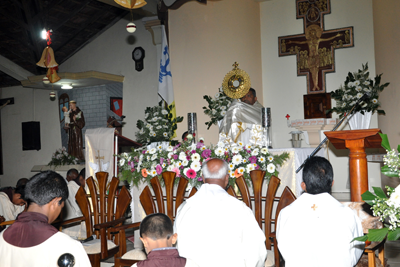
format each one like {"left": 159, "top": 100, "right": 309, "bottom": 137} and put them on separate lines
{"left": 329, "top": 63, "right": 389, "bottom": 118}
{"left": 136, "top": 101, "right": 183, "bottom": 146}
{"left": 203, "top": 87, "right": 233, "bottom": 129}
{"left": 117, "top": 140, "right": 289, "bottom": 189}
{"left": 353, "top": 133, "right": 400, "bottom": 243}
{"left": 48, "top": 147, "right": 79, "bottom": 167}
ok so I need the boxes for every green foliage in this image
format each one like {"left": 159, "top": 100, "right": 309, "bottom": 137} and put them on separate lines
{"left": 48, "top": 147, "right": 80, "bottom": 167}
{"left": 328, "top": 63, "right": 389, "bottom": 118}
{"left": 203, "top": 87, "right": 233, "bottom": 130}
{"left": 135, "top": 101, "right": 183, "bottom": 146}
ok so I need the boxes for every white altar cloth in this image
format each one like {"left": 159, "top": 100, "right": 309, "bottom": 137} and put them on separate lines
{"left": 270, "top": 147, "right": 326, "bottom": 197}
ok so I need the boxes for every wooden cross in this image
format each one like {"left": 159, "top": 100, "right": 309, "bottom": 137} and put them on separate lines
{"left": 311, "top": 204, "right": 318, "bottom": 211}
{"left": 96, "top": 150, "right": 104, "bottom": 171}
{"left": 278, "top": 0, "right": 354, "bottom": 94}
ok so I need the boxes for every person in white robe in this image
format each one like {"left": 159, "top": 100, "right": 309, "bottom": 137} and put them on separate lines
{"left": 63, "top": 168, "right": 86, "bottom": 239}
{"left": 277, "top": 156, "right": 364, "bottom": 267}
{"left": 0, "top": 186, "right": 25, "bottom": 222}
{"left": 174, "top": 158, "right": 267, "bottom": 267}
{"left": 0, "top": 171, "right": 91, "bottom": 267}
{"left": 219, "top": 88, "right": 264, "bottom": 145}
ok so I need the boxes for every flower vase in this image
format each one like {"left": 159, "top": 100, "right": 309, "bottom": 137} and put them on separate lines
{"left": 347, "top": 111, "right": 372, "bottom": 130}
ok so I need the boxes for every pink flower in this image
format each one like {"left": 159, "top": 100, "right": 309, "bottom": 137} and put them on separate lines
{"left": 201, "top": 149, "right": 211, "bottom": 159}
{"left": 172, "top": 167, "right": 181, "bottom": 177}
{"left": 249, "top": 156, "right": 257, "bottom": 164}
{"left": 156, "top": 164, "right": 162, "bottom": 175}
{"left": 129, "top": 161, "right": 134, "bottom": 168}
{"left": 141, "top": 168, "right": 148, "bottom": 178}
{"left": 186, "top": 169, "right": 196, "bottom": 179}
{"left": 197, "top": 177, "right": 203, "bottom": 182}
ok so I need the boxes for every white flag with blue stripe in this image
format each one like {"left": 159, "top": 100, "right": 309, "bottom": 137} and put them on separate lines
{"left": 158, "top": 25, "right": 175, "bottom": 108}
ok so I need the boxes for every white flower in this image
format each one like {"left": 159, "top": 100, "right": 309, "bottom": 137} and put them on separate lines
{"left": 161, "top": 109, "right": 168, "bottom": 115}
{"left": 150, "top": 169, "right": 158, "bottom": 177}
{"left": 163, "top": 132, "right": 168, "bottom": 137}
{"left": 251, "top": 148, "right": 259, "bottom": 156}
{"left": 342, "top": 102, "right": 347, "bottom": 107}
{"left": 238, "top": 167, "right": 245, "bottom": 174}
{"left": 149, "top": 148, "right": 157, "bottom": 154}
{"left": 246, "top": 163, "right": 255, "bottom": 173}
{"left": 215, "top": 93, "right": 220, "bottom": 98}
{"left": 145, "top": 113, "right": 149, "bottom": 119}
{"left": 221, "top": 106, "right": 226, "bottom": 110}
{"left": 246, "top": 144, "right": 252, "bottom": 150}
{"left": 168, "top": 152, "right": 174, "bottom": 159}
{"left": 229, "top": 170, "right": 235, "bottom": 178}
{"left": 119, "top": 158, "right": 125, "bottom": 166}
{"left": 167, "top": 146, "right": 174, "bottom": 152}
{"left": 354, "top": 80, "right": 360, "bottom": 86}
{"left": 212, "top": 110, "right": 217, "bottom": 115}
{"left": 259, "top": 156, "right": 265, "bottom": 163}
{"left": 190, "top": 161, "right": 201, "bottom": 172}
{"left": 157, "top": 145, "right": 162, "bottom": 150}
{"left": 156, "top": 126, "right": 162, "bottom": 129}
{"left": 268, "top": 156, "right": 274, "bottom": 162}
{"left": 232, "top": 154, "right": 243, "bottom": 165}
{"left": 150, "top": 132, "right": 156, "bottom": 137}
{"left": 356, "top": 86, "right": 362, "bottom": 92}
{"left": 182, "top": 159, "right": 189, "bottom": 166}
{"left": 217, "top": 141, "right": 225, "bottom": 148}
{"left": 387, "top": 190, "right": 400, "bottom": 209}
{"left": 238, "top": 141, "right": 244, "bottom": 147}
{"left": 191, "top": 153, "right": 201, "bottom": 162}
{"left": 151, "top": 154, "right": 157, "bottom": 161}
{"left": 261, "top": 147, "right": 268, "bottom": 154}
{"left": 231, "top": 146, "right": 239, "bottom": 154}
{"left": 167, "top": 165, "right": 174, "bottom": 171}
{"left": 357, "top": 93, "right": 363, "bottom": 98}
{"left": 347, "top": 82, "right": 354, "bottom": 87}
{"left": 228, "top": 163, "right": 235, "bottom": 170}
{"left": 215, "top": 147, "right": 224, "bottom": 156}
{"left": 372, "top": 98, "right": 378, "bottom": 104}
{"left": 364, "top": 88, "right": 371, "bottom": 93}
{"left": 363, "top": 80, "right": 370, "bottom": 86}
{"left": 267, "top": 163, "right": 276, "bottom": 173}
{"left": 179, "top": 152, "right": 187, "bottom": 161}
{"left": 221, "top": 111, "right": 227, "bottom": 116}
{"left": 146, "top": 124, "right": 151, "bottom": 128}
{"left": 162, "top": 163, "right": 166, "bottom": 168}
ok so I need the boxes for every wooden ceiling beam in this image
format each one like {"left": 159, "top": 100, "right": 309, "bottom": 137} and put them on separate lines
{"left": 0, "top": 9, "right": 30, "bottom": 31}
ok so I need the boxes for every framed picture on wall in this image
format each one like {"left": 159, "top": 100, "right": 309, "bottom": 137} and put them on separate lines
{"left": 110, "top": 97, "right": 123, "bottom": 117}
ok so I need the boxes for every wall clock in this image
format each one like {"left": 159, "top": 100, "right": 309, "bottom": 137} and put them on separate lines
{"left": 132, "top": 47, "right": 145, "bottom": 71}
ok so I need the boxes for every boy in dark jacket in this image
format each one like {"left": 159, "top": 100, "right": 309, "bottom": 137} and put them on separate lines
{"left": 133, "top": 213, "right": 198, "bottom": 267}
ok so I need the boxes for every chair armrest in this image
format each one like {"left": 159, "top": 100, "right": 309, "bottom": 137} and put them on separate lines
{"left": 57, "top": 216, "right": 85, "bottom": 226}
{"left": 94, "top": 217, "right": 126, "bottom": 230}
{"left": 111, "top": 222, "right": 141, "bottom": 233}
{"left": 0, "top": 220, "right": 15, "bottom": 226}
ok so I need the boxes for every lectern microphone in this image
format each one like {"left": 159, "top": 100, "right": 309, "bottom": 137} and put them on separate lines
{"left": 356, "top": 92, "right": 371, "bottom": 105}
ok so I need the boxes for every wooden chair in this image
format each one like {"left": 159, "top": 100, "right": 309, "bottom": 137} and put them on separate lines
{"left": 113, "top": 171, "right": 196, "bottom": 267}
{"left": 60, "top": 172, "right": 131, "bottom": 267}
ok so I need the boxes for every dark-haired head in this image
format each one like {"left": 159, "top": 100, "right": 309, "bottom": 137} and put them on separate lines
{"left": 25, "top": 171, "right": 68, "bottom": 206}
{"left": 66, "top": 168, "right": 79, "bottom": 182}
{"left": 302, "top": 156, "right": 333, "bottom": 194}
{"left": 16, "top": 178, "right": 29, "bottom": 188}
{"left": 140, "top": 213, "right": 173, "bottom": 240}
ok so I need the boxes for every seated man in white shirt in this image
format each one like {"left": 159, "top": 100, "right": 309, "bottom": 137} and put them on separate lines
{"left": 0, "top": 170, "right": 91, "bottom": 267}
{"left": 174, "top": 158, "right": 267, "bottom": 267}
{"left": 276, "top": 156, "right": 364, "bottom": 267}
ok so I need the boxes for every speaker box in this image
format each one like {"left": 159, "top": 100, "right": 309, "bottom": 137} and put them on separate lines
{"left": 22, "top": 121, "right": 41, "bottom": 151}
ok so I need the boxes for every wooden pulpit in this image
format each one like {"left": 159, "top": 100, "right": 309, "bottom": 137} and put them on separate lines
{"left": 324, "top": 129, "right": 382, "bottom": 201}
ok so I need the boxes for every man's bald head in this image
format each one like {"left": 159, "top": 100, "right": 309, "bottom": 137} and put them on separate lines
{"left": 202, "top": 158, "right": 229, "bottom": 188}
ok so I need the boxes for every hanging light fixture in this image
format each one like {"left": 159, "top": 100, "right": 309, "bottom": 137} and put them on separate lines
{"left": 61, "top": 84, "right": 73, "bottom": 89}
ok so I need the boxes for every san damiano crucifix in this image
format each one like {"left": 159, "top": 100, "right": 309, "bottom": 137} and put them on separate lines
{"left": 278, "top": 0, "right": 354, "bottom": 94}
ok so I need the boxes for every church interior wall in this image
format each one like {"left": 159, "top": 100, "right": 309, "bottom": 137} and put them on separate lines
{"left": 260, "top": 0, "right": 382, "bottom": 198}
{"left": 60, "top": 14, "right": 159, "bottom": 145}
{"left": 373, "top": 0, "right": 400, "bottom": 146}
{"left": 0, "top": 86, "right": 62, "bottom": 187}
{"left": 169, "top": 0, "right": 263, "bottom": 145}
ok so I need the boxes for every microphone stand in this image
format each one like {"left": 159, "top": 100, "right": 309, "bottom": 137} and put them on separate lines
{"left": 295, "top": 94, "right": 369, "bottom": 173}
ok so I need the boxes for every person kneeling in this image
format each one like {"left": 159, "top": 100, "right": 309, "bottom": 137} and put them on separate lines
{"left": 133, "top": 213, "right": 198, "bottom": 267}
{"left": 0, "top": 171, "right": 91, "bottom": 267}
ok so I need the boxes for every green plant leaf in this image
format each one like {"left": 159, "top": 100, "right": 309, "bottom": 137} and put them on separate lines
{"left": 361, "top": 190, "right": 377, "bottom": 206}
{"left": 387, "top": 228, "right": 400, "bottom": 241}
{"left": 379, "top": 133, "right": 391, "bottom": 151}
{"left": 372, "top": 186, "right": 388, "bottom": 199}
{"left": 367, "top": 228, "right": 389, "bottom": 242}
{"left": 351, "top": 235, "right": 368, "bottom": 242}
{"left": 381, "top": 165, "right": 400, "bottom": 178}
